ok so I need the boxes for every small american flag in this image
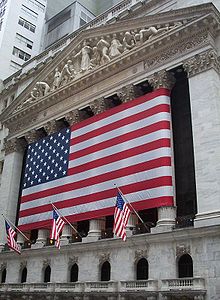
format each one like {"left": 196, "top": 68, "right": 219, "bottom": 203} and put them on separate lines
{"left": 5, "top": 221, "right": 21, "bottom": 254}
{"left": 114, "top": 192, "right": 131, "bottom": 241}
{"left": 50, "top": 209, "right": 65, "bottom": 248}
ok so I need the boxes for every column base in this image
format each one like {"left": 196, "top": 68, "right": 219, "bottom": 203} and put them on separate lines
{"left": 151, "top": 206, "right": 176, "bottom": 233}
{"left": 194, "top": 210, "right": 220, "bottom": 228}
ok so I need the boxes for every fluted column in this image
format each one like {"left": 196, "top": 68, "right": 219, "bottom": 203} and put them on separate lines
{"left": 149, "top": 70, "right": 176, "bottom": 233}
{"left": 0, "top": 138, "right": 25, "bottom": 248}
{"left": 60, "top": 224, "right": 72, "bottom": 246}
{"left": 183, "top": 49, "right": 220, "bottom": 227}
{"left": 84, "top": 218, "right": 105, "bottom": 242}
{"left": 126, "top": 213, "right": 138, "bottom": 237}
{"left": 25, "top": 130, "right": 49, "bottom": 248}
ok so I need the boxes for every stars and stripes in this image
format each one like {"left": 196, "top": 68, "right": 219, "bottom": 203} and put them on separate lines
{"left": 50, "top": 209, "right": 65, "bottom": 248}
{"left": 18, "top": 88, "right": 173, "bottom": 231}
{"left": 114, "top": 192, "right": 131, "bottom": 241}
{"left": 5, "top": 221, "right": 21, "bottom": 254}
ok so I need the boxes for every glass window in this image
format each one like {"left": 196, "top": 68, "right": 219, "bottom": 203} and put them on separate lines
{"left": 12, "top": 47, "right": 31, "bottom": 62}
{"left": 21, "top": 5, "right": 38, "bottom": 21}
{"left": 136, "top": 258, "right": 148, "bottom": 280}
{"left": 44, "top": 265, "right": 51, "bottom": 283}
{"left": 16, "top": 33, "right": 33, "bottom": 49}
{"left": 18, "top": 17, "right": 36, "bottom": 33}
{"left": 100, "top": 261, "right": 111, "bottom": 281}
{"left": 178, "top": 254, "right": 193, "bottom": 278}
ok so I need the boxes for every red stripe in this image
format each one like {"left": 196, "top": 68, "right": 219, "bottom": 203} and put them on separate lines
{"left": 70, "top": 104, "right": 170, "bottom": 146}
{"left": 70, "top": 120, "right": 170, "bottom": 160}
{"left": 19, "top": 175, "right": 172, "bottom": 218}
{"left": 68, "top": 138, "right": 170, "bottom": 175}
{"left": 21, "top": 156, "right": 171, "bottom": 204}
{"left": 18, "top": 196, "right": 173, "bottom": 231}
{"left": 71, "top": 88, "right": 170, "bottom": 131}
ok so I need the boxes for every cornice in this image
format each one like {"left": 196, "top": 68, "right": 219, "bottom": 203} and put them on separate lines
{"left": 1, "top": 13, "right": 219, "bottom": 137}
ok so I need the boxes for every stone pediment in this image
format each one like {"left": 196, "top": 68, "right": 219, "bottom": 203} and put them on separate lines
{"left": 1, "top": 3, "right": 219, "bottom": 125}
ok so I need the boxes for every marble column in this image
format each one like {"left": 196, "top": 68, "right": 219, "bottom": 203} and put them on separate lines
{"left": 0, "top": 138, "right": 25, "bottom": 248}
{"left": 83, "top": 218, "right": 105, "bottom": 242}
{"left": 126, "top": 213, "right": 138, "bottom": 237}
{"left": 148, "top": 70, "right": 177, "bottom": 233}
{"left": 184, "top": 50, "right": 220, "bottom": 227}
{"left": 25, "top": 130, "right": 50, "bottom": 248}
{"left": 60, "top": 224, "right": 72, "bottom": 245}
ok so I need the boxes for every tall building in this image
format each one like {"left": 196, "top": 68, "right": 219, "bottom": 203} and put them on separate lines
{"left": 0, "top": 0, "right": 220, "bottom": 299}
{"left": 0, "top": 0, "right": 47, "bottom": 80}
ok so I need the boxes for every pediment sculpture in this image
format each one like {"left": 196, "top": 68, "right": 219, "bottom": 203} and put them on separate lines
{"left": 17, "top": 22, "right": 182, "bottom": 111}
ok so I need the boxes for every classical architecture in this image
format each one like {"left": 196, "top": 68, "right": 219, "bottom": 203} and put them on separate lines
{"left": 0, "top": 0, "right": 220, "bottom": 299}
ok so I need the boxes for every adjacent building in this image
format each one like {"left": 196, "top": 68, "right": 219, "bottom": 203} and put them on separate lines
{"left": 0, "top": 0, "right": 220, "bottom": 299}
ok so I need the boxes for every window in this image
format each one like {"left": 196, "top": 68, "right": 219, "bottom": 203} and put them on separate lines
{"left": 70, "top": 264, "right": 78, "bottom": 282}
{"left": 80, "top": 11, "right": 92, "bottom": 27}
{"left": 100, "top": 261, "right": 111, "bottom": 281}
{"left": 21, "top": 5, "right": 38, "bottom": 21}
{"left": 10, "top": 60, "right": 22, "bottom": 72}
{"left": 18, "top": 17, "right": 36, "bottom": 32}
{"left": 178, "top": 254, "right": 193, "bottom": 278}
{"left": 47, "top": 10, "right": 71, "bottom": 33}
{"left": 25, "top": 0, "right": 45, "bottom": 12}
{"left": 21, "top": 267, "right": 27, "bottom": 283}
{"left": 0, "top": 161, "right": 3, "bottom": 174}
{"left": 0, "top": 0, "right": 7, "bottom": 8}
{"left": 12, "top": 47, "right": 31, "bottom": 62}
{"left": 44, "top": 265, "right": 51, "bottom": 283}
{"left": 0, "top": 19, "right": 3, "bottom": 31}
{"left": 136, "top": 258, "right": 148, "bottom": 280}
{"left": 16, "top": 33, "right": 33, "bottom": 49}
{"left": 0, "top": 6, "right": 5, "bottom": 17}
{"left": 1, "top": 268, "right": 6, "bottom": 283}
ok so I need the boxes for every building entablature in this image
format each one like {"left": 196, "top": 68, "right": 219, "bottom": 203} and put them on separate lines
{"left": 0, "top": 4, "right": 220, "bottom": 140}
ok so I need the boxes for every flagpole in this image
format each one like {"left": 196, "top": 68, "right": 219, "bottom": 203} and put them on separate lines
{"left": 51, "top": 203, "right": 82, "bottom": 239}
{"left": 2, "top": 214, "right": 30, "bottom": 242}
{"left": 114, "top": 185, "right": 150, "bottom": 232}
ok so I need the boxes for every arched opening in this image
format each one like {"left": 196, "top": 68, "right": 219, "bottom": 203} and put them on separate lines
{"left": 136, "top": 258, "right": 148, "bottom": 280}
{"left": 44, "top": 265, "right": 51, "bottom": 283}
{"left": 1, "top": 268, "right": 6, "bottom": 283}
{"left": 21, "top": 267, "right": 27, "bottom": 283}
{"left": 100, "top": 261, "right": 111, "bottom": 281}
{"left": 70, "top": 263, "right": 78, "bottom": 282}
{"left": 178, "top": 254, "right": 193, "bottom": 278}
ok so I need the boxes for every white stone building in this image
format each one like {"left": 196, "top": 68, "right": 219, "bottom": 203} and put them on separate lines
{"left": 0, "top": 0, "right": 220, "bottom": 299}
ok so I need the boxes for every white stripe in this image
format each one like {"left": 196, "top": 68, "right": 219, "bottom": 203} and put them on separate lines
{"left": 20, "top": 165, "right": 172, "bottom": 211}
{"left": 71, "top": 95, "right": 170, "bottom": 137}
{"left": 69, "top": 129, "right": 170, "bottom": 168}
{"left": 22, "top": 146, "right": 171, "bottom": 197}
{"left": 18, "top": 186, "right": 173, "bottom": 225}
{"left": 71, "top": 112, "right": 170, "bottom": 152}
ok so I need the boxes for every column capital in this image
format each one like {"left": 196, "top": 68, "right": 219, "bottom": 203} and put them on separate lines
{"left": 90, "top": 97, "right": 109, "bottom": 115}
{"left": 117, "top": 84, "right": 138, "bottom": 103}
{"left": 25, "top": 129, "right": 43, "bottom": 144}
{"left": 44, "top": 120, "right": 65, "bottom": 135}
{"left": 148, "top": 70, "right": 175, "bottom": 90}
{"left": 4, "top": 138, "right": 25, "bottom": 155}
{"left": 183, "top": 49, "right": 220, "bottom": 77}
{"left": 65, "top": 110, "right": 81, "bottom": 126}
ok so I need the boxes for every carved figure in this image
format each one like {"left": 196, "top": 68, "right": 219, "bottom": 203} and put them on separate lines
{"left": 60, "top": 60, "right": 75, "bottom": 85}
{"left": 74, "top": 40, "right": 92, "bottom": 72}
{"left": 52, "top": 68, "right": 61, "bottom": 90}
{"left": 109, "top": 34, "right": 123, "bottom": 58}
{"left": 123, "top": 31, "right": 136, "bottom": 51}
{"left": 90, "top": 46, "right": 100, "bottom": 68}
{"left": 138, "top": 26, "right": 168, "bottom": 43}
{"left": 35, "top": 82, "right": 50, "bottom": 97}
{"left": 30, "top": 87, "right": 40, "bottom": 99}
{"left": 97, "top": 37, "right": 110, "bottom": 65}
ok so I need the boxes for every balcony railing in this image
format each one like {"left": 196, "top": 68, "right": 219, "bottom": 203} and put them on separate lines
{"left": 0, "top": 278, "right": 206, "bottom": 296}
{"left": 175, "top": 215, "right": 195, "bottom": 228}
{"left": 161, "top": 278, "right": 206, "bottom": 291}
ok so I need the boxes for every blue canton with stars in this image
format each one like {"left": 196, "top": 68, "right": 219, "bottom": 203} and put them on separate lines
{"left": 23, "top": 128, "right": 71, "bottom": 189}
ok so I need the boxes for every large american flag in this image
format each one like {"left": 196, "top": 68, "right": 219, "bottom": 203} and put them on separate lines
{"left": 18, "top": 88, "right": 173, "bottom": 231}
